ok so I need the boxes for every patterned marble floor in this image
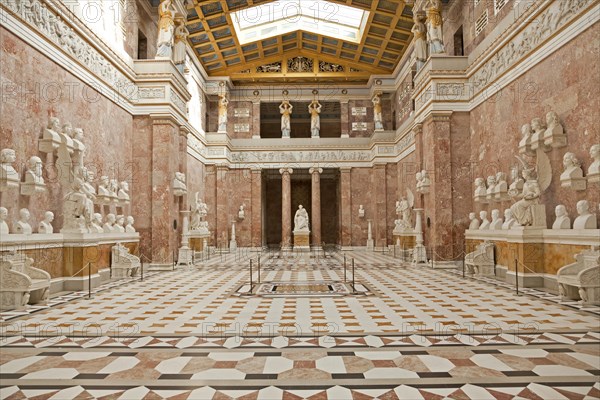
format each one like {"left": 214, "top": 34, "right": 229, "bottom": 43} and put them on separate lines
{"left": 1, "top": 250, "right": 599, "bottom": 399}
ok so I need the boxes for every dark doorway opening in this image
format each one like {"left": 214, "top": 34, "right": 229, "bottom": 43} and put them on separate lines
{"left": 454, "top": 26, "right": 464, "bottom": 56}
{"left": 138, "top": 30, "right": 148, "bottom": 60}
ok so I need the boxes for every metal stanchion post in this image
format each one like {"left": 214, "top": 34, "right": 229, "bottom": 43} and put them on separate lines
{"left": 352, "top": 258, "right": 355, "bottom": 293}
{"left": 515, "top": 258, "right": 519, "bottom": 295}
{"left": 258, "top": 257, "right": 261, "bottom": 283}
{"left": 344, "top": 254, "right": 347, "bottom": 282}
{"left": 250, "top": 259, "right": 253, "bottom": 292}
{"left": 88, "top": 263, "right": 92, "bottom": 299}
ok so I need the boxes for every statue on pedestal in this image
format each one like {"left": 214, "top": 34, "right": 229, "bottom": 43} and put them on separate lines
{"left": 294, "top": 205, "right": 309, "bottom": 232}
{"left": 308, "top": 100, "right": 322, "bottom": 137}
{"left": 510, "top": 151, "right": 552, "bottom": 227}
{"left": 62, "top": 178, "right": 94, "bottom": 233}
{"left": 358, "top": 205, "right": 365, "bottom": 218}
{"left": 372, "top": 92, "right": 384, "bottom": 131}
{"left": 217, "top": 93, "right": 229, "bottom": 132}
{"left": 560, "top": 152, "right": 585, "bottom": 190}
{"left": 426, "top": 0, "right": 445, "bottom": 54}
{"left": 21, "top": 156, "right": 46, "bottom": 195}
{"left": 543, "top": 111, "right": 567, "bottom": 148}
{"left": 118, "top": 181, "right": 130, "bottom": 203}
{"left": 38, "top": 211, "right": 54, "bottom": 234}
{"left": 395, "top": 190, "right": 415, "bottom": 231}
{"left": 40, "top": 117, "right": 62, "bottom": 153}
{"left": 280, "top": 100, "right": 293, "bottom": 138}
{"left": 0, "top": 148, "right": 20, "bottom": 190}
{"left": 190, "top": 192, "right": 208, "bottom": 232}
{"left": 156, "top": 0, "right": 176, "bottom": 58}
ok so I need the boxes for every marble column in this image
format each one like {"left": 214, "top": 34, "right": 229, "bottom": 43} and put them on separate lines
{"left": 341, "top": 101, "right": 349, "bottom": 138}
{"left": 340, "top": 167, "right": 352, "bottom": 249}
{"left": 309, "top": 167, "right": 323, "bottom": 249}
{"left": 252, "top": 101, "right": 261, "bottom": 139}
{"left": 251, "top": 168, "right": 262, "bottom": 248}
{"left": 372, "top": 163, "right": 388, "bottom": 248}
{"left": 216, "top": 164, "right": 229, "bottom": 249}
{"left": 280, "top": 167, "right": 293, "bottom": 249}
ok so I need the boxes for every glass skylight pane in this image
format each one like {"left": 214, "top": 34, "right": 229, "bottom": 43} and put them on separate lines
{"left": 232, "top": 0, "right": 368, "bottom": 45}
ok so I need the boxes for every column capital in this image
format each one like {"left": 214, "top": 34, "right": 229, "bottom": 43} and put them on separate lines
{"left": 412, "top": 123, "right": 423, "bottom": 135}
{"left": 339, "top": 167, "right": 352, "bottom": 173}
{"left": 279, "top": 167, "right": 293, "bottom": 175}
{"left": 309, "top": 167, "right": 323, "bottom": 175}
{"left": 251, "top": 167, "right": 262, "bottom": 174}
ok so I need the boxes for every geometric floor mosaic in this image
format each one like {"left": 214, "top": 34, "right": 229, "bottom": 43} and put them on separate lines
{"left": 1, "top": 250, "right": 599, "bottom": 399}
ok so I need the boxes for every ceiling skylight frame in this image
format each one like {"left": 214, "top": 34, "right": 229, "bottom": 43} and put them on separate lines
{"left": 231, "top": 0, "right": 370, "bottom": 45}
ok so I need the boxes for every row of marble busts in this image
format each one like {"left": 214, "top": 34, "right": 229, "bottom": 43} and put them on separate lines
{"left": 0, "top": 207, "right": 136, "bottom": 235}
{"left": 0, "top": 148, "right": 46, "bottom": 195}
{"left": 473, "top": 171, "right": 514, "bottom": 203}
{"left": 468, "top": 200, "right": 597, "bottom": 231}
{"left": 559, "top": 147, "right": 600, "bottom": 191}
{"left": 518, "top": 111, "right": 567, "bottom": 153}
{"left": 95, "top": 175, "right": 130, "bottom": 205}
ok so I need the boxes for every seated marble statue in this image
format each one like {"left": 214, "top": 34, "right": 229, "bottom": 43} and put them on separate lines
{"left": 560, "top": 152, "right": 584, "bottom": 181}
{"left": 38, "top": 211, "right": 54, "bottom": 234}
{"left": 468, "top": 212, "right": 480, "bottom": 230}
{"left": 552, "top": 205, "right": 571, "bottom": 230}
{"left": 0, "top": 207, "right": 9, "bottom": 235}
{"left": 573, "top": 200, "right": 597, "bottom": 229}
{"left": 518, "top": 123, "right": 533, "bottom": 154}
{"left": 543, "top": 111, "right": 566, "bottom": 148}
{"left": 494, "top": 172, "right": 508, "bottom": 200}
{"left": 479, "top": 211, "right": 490, "bottom": 230}
{"left": 502, "top": 209, "right": 517, "bottom": 230}
{"left": 509, "top": 168, "right": 541, "bottom": 226}
{"left": 489, "top": 209, "right": 503, "bottom": 230}
{"left": 588, "top": 144, "right": 600, "bottom": 182}
{"left": 474, "top": 178, "right": 487, "bottom": 200}
{"left": 103, "top": 213, "right": 116, "bottom": 233}
{"left": 114, "top": 215, "right": 126, "bottom": 233}
{"left": 62, "top": 178, "right": 93, "bottom": 232}
{"left": 0, "top": 148, "right": 20, "bottom": 187}
{"left": 529, "top": 118, "right": 547, "bottom": 151}
{"left": 508, "top": 167, "right": 525, "bottom": 199}
{"left": 91, "top": 213, "right": 104, "bottom": 233}
{"left": 294, "top": 205, "right": 310, "bottom": 232}
{"left": 14, "top": 208, "right": 32, "bottom": 235}
{"left": 125, "top": 216, "right": 136, "bottom": 233}
{"left": 118, "top": 181, "right": 130, "bottom": 203}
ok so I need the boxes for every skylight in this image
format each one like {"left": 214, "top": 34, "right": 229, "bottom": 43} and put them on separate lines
{"left": 232, "top": 0, "right": 369, "bottom": 45}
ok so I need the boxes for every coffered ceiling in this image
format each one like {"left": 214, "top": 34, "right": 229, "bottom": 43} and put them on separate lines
{"left": 186, "top": 0, "right": 414, "bottom": 85}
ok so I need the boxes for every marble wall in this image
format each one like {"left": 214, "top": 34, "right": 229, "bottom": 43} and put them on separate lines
{"left": 0, "top": 26, "right": 134, "bottom": 232}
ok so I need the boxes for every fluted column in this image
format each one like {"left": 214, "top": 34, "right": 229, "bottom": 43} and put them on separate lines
{"left": 280, "top": 167, "right": 293, "bottom": 249}
{"left": 340, "top": 167, "right": 352, "bottom": 249}
{"left": 309, "top": 167, "right": 323, "bottom": 249}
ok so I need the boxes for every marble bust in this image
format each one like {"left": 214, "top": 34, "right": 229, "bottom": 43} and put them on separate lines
{"left": 21, "top": 156, "right": 46, "bottom": 195}
{"left": 238, "top": 205, "right": 245, "bottom": 220}
{"left": 294, "top": 205, "right": 310, "bottom": 232}
{"left": 38, "top": 211, "right": 54, "bottom": 234}
{"left": 479, "top": 211, "right": 490, "bottom": 230}
{"left": 40, "top": 116, "right": 62, "bottom": 153}
{"left": 97, "top": 175, "right": 111, "bottom": 202}
{"left": 486, "top": 176, "right": 496, "bottom": 201}
{"left": 494, "top": 172, "right": 509, "bottom": 201}
{"left": 358, "top": 205, "right": 365, "bottom": 218}
{"left": 502, "top": 209, "right": 516, "bottom": 230}
{"left": 118, "top": 181, "right": 130, "bottom": 203}
{"left": 125, "top": 216, "right": 136, "bottom": 233}
{"left": 468, "top": 212, "right": 480, "bottom": 230}
{"left": 552, "top": 205, "right": 571, "bottom": 230}
{"left": 173, "top": 172, "right": 187, "bottom": 197}
{"left": 0, "top": 207, "right": 9, "bottom": 235}
{"left": 420, "top": 170, "right": 431, "bottom": 193}
{"left": 14, "top": 208, "right": 33, "bottom": 235}
{"left": 560, "top": 152, "right": 586, "bottom": 190}
{"left": 109, "top": 179, "right": 119, "bottom": 202}
{"left": 474, "top": 178, "right": 487, "bottom": 202}
{"left": 0, "top": 148, "right": 20, "bottom": 190}
{"left": 543, "top": 111, "right": 566, "bottom": 148}
{"left": 103, "top": 213, "right": 116, "bottom": 233}
{"left": 114, "top": 215, "right": 126, "bottom": 233}
{"left": 587, "top": 144, "right": 600, "bottom": 183}
{"left": 518, "top": 124, "right": 533, "bottom": 154}
{"left": 508, "top": 167, "right": 524, "bottom": 199}
{"left": 489, "top": 209, "right": 503, "bottom": 230}
{"left": 573, "top": 200, "right": 597, "bottom": 229}
{"left": 91, "top": 213, "right": 104, "bottom": 233}
{"left": 529, "top": 117, "right": 547, "bottom": 151}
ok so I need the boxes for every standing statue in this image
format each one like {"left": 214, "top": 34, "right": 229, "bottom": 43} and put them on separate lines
{"left": 411, "top": 11, "right": 428, "bottom": 70}
{"left": 294, "top": 205, "right": 309, "bottom": 232}
{"left": 426, "top": 0, "right": 445, "bottom": 54}
{"left": 190, "top": 192, "right": 208, "bottom": 231}
{"left": 62, "top": 178, "right": 94, "bottom": 232}
{"left": 372, "top": 92, "right": 384, "bottom": 131}
{"left": 395, "top": 190, "right": 415, "bottom": 231}
{"left": 156, "top": 0, "right": 176, "bottom": 58}
{"left": 217, "top": 93, "right": 229, "bottom": 132}
{"left": 509, "top": 151, "right": 552, "bottom": 227}
{"left": 280, "top": 100, "right": 293, "bottom": 138}
{"left": 308, "top": 100, "right": 322, "bottom": 137}
{"left": 173, "top": 18, "right": 189, "bottom": 71}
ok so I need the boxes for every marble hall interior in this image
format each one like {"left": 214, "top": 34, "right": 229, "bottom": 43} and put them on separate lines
{"left": 1, "top": 0, "right": 599, "bottom": 398}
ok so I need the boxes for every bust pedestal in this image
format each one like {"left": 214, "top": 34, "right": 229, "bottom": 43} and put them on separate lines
{"left": 293, "top": 230, "right": 310, "bottom": 251}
